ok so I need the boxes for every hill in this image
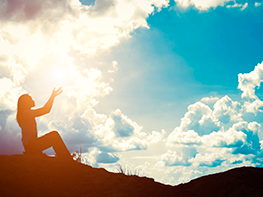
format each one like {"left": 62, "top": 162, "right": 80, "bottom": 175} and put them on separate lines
{"left": 0, "top": 154, "right": 262, "bottom": 197}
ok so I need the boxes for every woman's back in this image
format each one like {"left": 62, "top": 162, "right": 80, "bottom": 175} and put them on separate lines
{"left": 20, "top": 109, "right": 37, "bottom": 146}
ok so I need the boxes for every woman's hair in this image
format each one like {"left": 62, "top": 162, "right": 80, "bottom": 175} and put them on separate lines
{"left": 16, "top": 94, "right": 32, "bottom": 127}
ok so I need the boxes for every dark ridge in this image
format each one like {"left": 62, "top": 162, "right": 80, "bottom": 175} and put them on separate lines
{"left": 174, "top": 166, "right": 263, "bottom": 197}
{"left": 0, "top": 154, "right": 262, "bottom": 197}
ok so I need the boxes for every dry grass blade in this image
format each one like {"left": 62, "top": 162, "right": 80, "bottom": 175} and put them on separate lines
{"left": 116, "top": 164, "right": 140, "bottom": 176}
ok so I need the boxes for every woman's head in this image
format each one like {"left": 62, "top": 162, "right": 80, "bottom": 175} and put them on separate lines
{"left": 16, "top": 94, "right": 35, "bottom": 127}
{"left": 17, "top": 94, "right": 35, "bottom": 110}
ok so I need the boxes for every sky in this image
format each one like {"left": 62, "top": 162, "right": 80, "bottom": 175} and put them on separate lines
{"left": 1, "top": 0, "right": 263, "bottom": 185}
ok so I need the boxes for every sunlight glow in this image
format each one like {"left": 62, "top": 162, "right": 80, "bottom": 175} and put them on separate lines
{"left": 53, "top": 70, "right": 65, "bottom": 83}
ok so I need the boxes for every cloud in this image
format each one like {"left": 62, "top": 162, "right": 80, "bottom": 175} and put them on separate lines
{"left": 226, "top": 2, "right": 248, "bottom": 10}
{"left": 238, "top": 61, "right": 263, "bottom": 113}
{"left": 201, "top": 126, "right": 246, "bottom": 148}
{"left": 174, "top": 0, "right": 233, "bottom": 10}
{"left": 45, "top": 106, "right": 164, "bottom": 156}
{"left": 0, "top": 0, "right": 171, "bottom": 156}
{"left": 159, "top": 60, "right": 263, "bottom": 184}
{"left": 241, "top": 2, "right": 248, "bottom": 10}
{"left": 87, "top": 0, "right": 117, "bottom": 16}
{"left": 231, "top": 121, "right": 261, "bottom": 155}
{"left": 167, "top": 129, "right": 202, "bottom": 145}
{"left": 200, "top": 96, "right": 220, "bottom": 108}
{"left": 92, "top": 109, "right": 149, "bottom": 152}
{"left": 159, "top": 147, "right": 198, "bottom": 166}
{"left": 147, "top": 129, "right": 166, "bottom": 144}
{"left": 0, "top": 0, "right": 170, "bottom": 63}
{"left": 1, "top": 30, "right": 19, "bottom": 45}
{"left": 0, "top": 78, "right": 24, "bottom": 110}
{"left": 167, "top": 101, "right": 220, "bottom": 145}
{"left": 255, "top": 2, "right": 262, "bottom": 7}
{"left": 238, "top": 61, "right": 263, "bottom": 99}
{"left": 111, "top": 109, "right": 136, "bottom": 137}
{"left": 165, "top": 96, "right": 262, "bottom": 170}
{"left": 1, "top": 0, "right": 263, "bottom": 186}
{"left": 0, "top": 110, "right": 24, "bottom": 154}
{"left": 212, "top": 96, "right": 242, "bottom": 126}
{"left": 108, "top": 60, "right": 118, "bottom": 73}
{"left": 192, "top": 150, "right": 226, "bottom": 167}
{"left": 85, "top": 147, "right": 119, "bottom": 166}
{"left": 0, "top": 0, "right": 74, "bottom": 35}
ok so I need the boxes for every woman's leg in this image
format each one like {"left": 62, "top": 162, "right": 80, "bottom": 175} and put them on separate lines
{"left": 23, "top": 140, "right": 43, "bottom": 155}
{"left": 36, "top": 131, "right": 71, "bottom": 158}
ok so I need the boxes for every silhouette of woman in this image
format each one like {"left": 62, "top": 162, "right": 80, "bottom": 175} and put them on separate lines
{"left": 17, "top": 87, "right": 72, "bottom": 159}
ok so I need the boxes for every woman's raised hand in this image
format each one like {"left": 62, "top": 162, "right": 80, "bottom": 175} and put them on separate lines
{"left": 51, "top": 87, "right": 63, "bottom": 98}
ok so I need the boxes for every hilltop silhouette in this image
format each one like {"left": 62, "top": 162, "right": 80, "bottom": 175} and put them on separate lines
{"left": 0, "top": 154, "right": 263, "bottom": 197}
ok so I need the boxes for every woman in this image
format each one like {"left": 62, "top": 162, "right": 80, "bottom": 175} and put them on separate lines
{"left": 17, "top": 87, "right": 72, "bottom": 159}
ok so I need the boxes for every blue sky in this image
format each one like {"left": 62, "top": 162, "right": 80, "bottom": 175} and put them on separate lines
{"left": 1, "top": 0, "right": 263, "bottom": 185}
{"left": 93, "top": 0, "right": 263, "bottom": 132}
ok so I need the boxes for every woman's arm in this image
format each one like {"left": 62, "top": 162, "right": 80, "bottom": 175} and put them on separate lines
{"left": 33, "top": 87, "right": 63, "bottom": 117}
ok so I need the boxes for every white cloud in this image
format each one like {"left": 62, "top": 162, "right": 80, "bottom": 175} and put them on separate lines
{"left": 260, "top": 140, "right": 263, "bottom": 149}
{"left": 231, "top": 121, "right": 261, "bottom": 155}
{"left": 241, "top": 2, "right": 248, "bottom": 10}
{"left": 238, "top": 61, "right": 263, "bottom": 114}
{"left": 1, "top": 0, "right": 263, "bottom": 187}
{"left": 48, "top": 58, "right": 263, "bottom": 185}
{"left": 0, "top": 78, "right": 24, "bottom": 110}
{"left": 57, "top": 58, "right": 263, "bottom": 186}
{"left": 84, "top": 147, "right": 119, "bottom": 166}
{"left": 0, "top": 109, "right": 24, "bottom": 154}
{"left": 226, "top": 3, "right": 242, "bottom": 8}
{"left": 175, "top": 0, "right": 233, "bottom": 10}
{"left": 0, "top": 0, "right": 170, "bottom": 158}
{"left": 201, "top": 125, "right": 246, "bottom": 148}
{"left": 200, "top": 96, "right": 219, "bottom": 105}
{"left": 0, "top": 0, "right": 71, "bottom": 22}
{"left": 167, "top": 101, "right": 220, "bottom": 144}
{"left": 167, "top": 128, "right": 201, "bottom": 145}
{"left": 0, "top": 0, "right": 170, "bottom": 114}
{"left": 0, "top": 0, "right": 170, "bottom": 72}
{"left": 53, "top": 107, "right": 164, "bottom": 153}
{"left": 166, "top": 92, "right": 262, "bottom": 158}
{"left": 191, "top": 149, "right": 226, "bottom": 167}
{"left": 108, "top": 60, "right": 118, "bottom": 73}
{"left": 110, "top": 109, "right": 138, "bottom": 137}
{"left": 212, "top": 95, "right": 242, "bottom": 126}
{"left": 162, "top": 59, "right": 263, "bottom": 184}
{"left": 147, "top": 129, "right": 166, "bottom": 144}
{"left": 160, "top": 147, "right": 197, "bottom": 166}
{"left": 255, "top": 2, "right": 262, "bottom": 7}
{"left": 92, "top": 109, "right": 150, "bottom": 151}
{"left": 174, "top": 0, "right": 251, "bottom": 11}
{"left": 226, "top": 2, "right": 248, "bottom": 10}
{"left": 238, "top": 61, "right": 263, "bottom": 99}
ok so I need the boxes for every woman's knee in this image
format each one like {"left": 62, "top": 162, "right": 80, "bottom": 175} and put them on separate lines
{"left": 48, "top": 130, "right": 59, "bottom": 138}
{"left": 50, "top": 130, "right": 63, "bottom": 140}
{"left": 50, "top": 130, "right": 59, "bottom": 135}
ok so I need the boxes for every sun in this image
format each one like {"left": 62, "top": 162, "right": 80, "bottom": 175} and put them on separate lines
{"left": 52, "top": 69, "right": 66, "bottom": 86}
{"left": 54, "top": 70, "right": 65, "bottom": 81}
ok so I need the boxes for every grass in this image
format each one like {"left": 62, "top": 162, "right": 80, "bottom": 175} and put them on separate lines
{"left": 116, "top": 164, "right": 140, "bottom": 176}
{"left": 72, "top": 144, "right": 82, "bottom": 163}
